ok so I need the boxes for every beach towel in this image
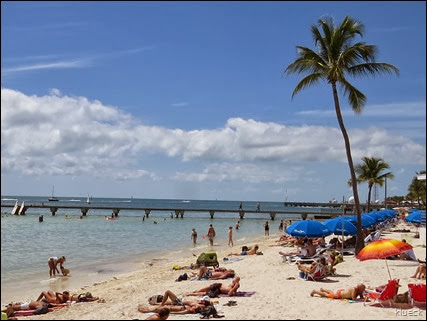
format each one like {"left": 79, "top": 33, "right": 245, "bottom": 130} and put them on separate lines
{"left": 223, "top": 257, "right": 244, "bottom": 263}
{"left": 12, "top": 308, "right": 54, "bottom": 317}
{"left": 220, "top": 291, "right": 256, "bottom": 297}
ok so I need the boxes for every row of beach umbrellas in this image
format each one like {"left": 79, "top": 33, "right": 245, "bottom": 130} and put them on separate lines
{"left": 405, "top": 209, "right": 426, "bottom": 224}
{"left": 285, "top": 209, "right": 400, "bottom": 238}
{"left": 285, "top": 209, "right": 415, "bottom": 280}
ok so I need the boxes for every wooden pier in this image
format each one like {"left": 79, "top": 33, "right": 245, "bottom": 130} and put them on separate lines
{"left": 0, "top": 203, "right": 349, "bottom": 220}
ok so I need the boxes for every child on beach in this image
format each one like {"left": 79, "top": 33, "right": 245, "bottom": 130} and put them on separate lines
{"left": 228, "top": 226, "right": 233, "bottom": 247}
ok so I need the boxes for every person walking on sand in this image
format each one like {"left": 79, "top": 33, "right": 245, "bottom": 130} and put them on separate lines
{"left": 228, "top": 226, "right": 233, "bottom": 247}
{"left": 207, "top": 224, "right": 216, "bottom": 246}
{"left": 264, "top": 221, "right": 270, "bottom": 236}
{"left": 191, "top": 228, "right": 198, "bottom": 245}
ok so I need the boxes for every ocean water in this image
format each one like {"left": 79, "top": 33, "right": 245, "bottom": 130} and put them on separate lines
{"left": 1, "top": 196, "right": 322, "bottom": 304}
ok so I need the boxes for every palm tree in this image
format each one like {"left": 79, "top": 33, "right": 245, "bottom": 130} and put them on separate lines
{"left": 407, "top": 171, "right": 426, "bottom": 207}
{"left": 285, "top": 16, "right": 399, "bottom": 254}
{"left": 351, "top": 157, "right": 394, "bottom": 213}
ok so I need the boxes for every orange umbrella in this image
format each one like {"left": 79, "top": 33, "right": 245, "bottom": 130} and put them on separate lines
{"left": 356, "top": 239, "right": 413, "bottom": 279}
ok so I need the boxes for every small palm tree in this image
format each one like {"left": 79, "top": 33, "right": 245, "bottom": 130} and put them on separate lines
{"left": 285, "top": 16, "right": 399, "bottom": 254}
{"left": 407, "top": 171, "right": 426, "bottom": 207}
{"left": 350, "top": 157, "right": 394, "bottom": 213}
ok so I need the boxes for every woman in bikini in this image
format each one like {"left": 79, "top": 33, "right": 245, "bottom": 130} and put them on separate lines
{"left": 48, "top": 256, "right": 66, "bottom": 277}
{"left": 36, "top": 291, "right": 70, "bottom": 304}
{"left": 310, "top": 283, "right": 366, "bottom": 300}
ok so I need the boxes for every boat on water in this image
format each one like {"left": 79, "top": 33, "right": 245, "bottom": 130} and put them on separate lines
{"left": 86, "top": 195, "right": 91, "bottom": 204}
{"left": 11, "top": 200, "right": 19, "bottom": 215}
{"left": 18, "top": 201, "right": 25, "bottom": 215}
{"left": 48, "top": 186, "right": 59, "bottom": 201}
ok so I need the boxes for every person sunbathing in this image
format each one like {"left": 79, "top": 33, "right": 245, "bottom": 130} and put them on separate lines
{"left": 280, "top": 239, "right": 317, "bottom": 258}
{"left": 187, "top": 276, "right": 241, "bottom": 297}
{"left": 1, "top": 300, "right": 50, "bottom": 313}
{"left": 144, "top": 307, "right": 170, "bottom": 320}
{"left": 35, "top": 290, "right": 70, "bottom": 304}
{"left": 139, "top": 298, "right": 211, "bottom": 315}
{"left": 296, "top": 257, "right": 326, "bottom": 279}
{"left": 411, "top": 262, "right": 426, "bottom": 279}
{"left": 69, "top": 292, "right": 100, "bottom": 302}
{"left": 149, "top": 290, "right": 207, "bottom": 307}
{"left": 228, "top": 245, "right": 259, "bottom": 256}
{"left": 192, "top": 266, "right": 235, "bottom": 280}
{"left": 310, "top": 283, "right": 366, "bottom": 300}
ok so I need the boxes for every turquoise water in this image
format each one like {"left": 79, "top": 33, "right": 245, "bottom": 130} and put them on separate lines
{"left": 1, "top": 196, "right": 321, "bottom": 304}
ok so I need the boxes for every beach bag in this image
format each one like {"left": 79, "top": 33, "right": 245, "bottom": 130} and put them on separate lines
{"left": 199, "top": 305, "right": 224, "bottom": 319}
{"left": 196, "top": 252, "right": 219, "bottom": 268}
{"left": 176, "top": 273, "right": 188, "bottom": 282}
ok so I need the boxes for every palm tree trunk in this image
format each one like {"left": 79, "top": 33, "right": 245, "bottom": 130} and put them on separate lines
{"left": 367, "top": 183, "right": 372, "bottom": 213}
{"left": 331, "top": 83, "right": 364, "bottom": 254}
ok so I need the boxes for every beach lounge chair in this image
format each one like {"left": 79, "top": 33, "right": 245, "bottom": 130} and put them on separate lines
{"left": 407, "top": 283, "right": 426, "bottom": 306}
{"left": 282, "top": 248, "right": 326, "bottom": 264}
{"left": 363, "top": 279, "right": 400, "bottom": 307}
{"left": 364, "top": 230, "right": 381, "bottom": 243}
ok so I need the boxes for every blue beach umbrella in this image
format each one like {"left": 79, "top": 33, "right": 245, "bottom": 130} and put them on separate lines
{"left": 344, "top": 215, "right": 376, "bottom": 228}
{"left": 286, "top": 220, "right": 332, "bottom": 238}
{"left": 406, "top": 211, "right": 422, "bottom": 224}
{"left": 323, "top": 217, "right": 357, "bottom": 236}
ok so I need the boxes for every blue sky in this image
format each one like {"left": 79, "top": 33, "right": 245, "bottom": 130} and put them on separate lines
{"left": 1, "top": 1, "right": 426, "bottom": 202}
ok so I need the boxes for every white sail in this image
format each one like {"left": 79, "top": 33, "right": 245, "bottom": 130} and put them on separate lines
{"left": 11, "top": 200, "right": 19, "bottom": 215}
{"left": 86, "top": 195, "right": 91, "bottom": 204}
{"left": 18, "top": 201, "right": 25, "bottom": 215}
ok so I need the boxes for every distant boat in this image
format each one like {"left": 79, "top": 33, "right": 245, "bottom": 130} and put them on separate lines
{"left": 48, "top": 186, "right": 59, "bottom": 201}
{"left": 18, "top": 201, "right": 25, "bottom": 215}
{"left": 11, "top": 200, "right": 19, "bottom": 215}
{"left": 86, "top": 195, "right": 91, "bottom": 204}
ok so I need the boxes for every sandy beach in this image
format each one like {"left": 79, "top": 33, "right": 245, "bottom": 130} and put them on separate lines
{"left": 7, "top": 222, "right": 426, "bottom": 320}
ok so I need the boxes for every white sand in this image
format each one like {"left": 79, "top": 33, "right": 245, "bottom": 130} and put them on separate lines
{"left": 9, "top": 223, "right": 426, "bottom": 320}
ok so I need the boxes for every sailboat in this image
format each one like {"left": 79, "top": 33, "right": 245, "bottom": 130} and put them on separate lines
{"left": 18, "top": 201, "right": 25, "bottom": 215}
{"left": 11, "top": 200, "right": 19, "bottom": 215}
{"left": 48, "top": 186, "right": 59, "bottom": 201}
{"left": 86, "top": 194, "right": 91, "bottom": 204}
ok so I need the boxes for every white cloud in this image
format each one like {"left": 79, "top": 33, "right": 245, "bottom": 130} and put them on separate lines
{"left": 296, "top": 101, "right": 426, "bottom": 118}
{"left": 1, "top": 59, "right": 90, "bottom": 75}
{"left": 171, "top": 102, "right": 189, "bottom": 107}
{"left": 1, "top": 88, "right": 425, "bottom": 181}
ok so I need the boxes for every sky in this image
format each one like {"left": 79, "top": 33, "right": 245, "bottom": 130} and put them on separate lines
{"left": 1, "top": 1, "right": 426, "bottom": 203}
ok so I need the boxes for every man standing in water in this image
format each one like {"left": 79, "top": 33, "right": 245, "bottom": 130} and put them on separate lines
{"left": 207, "top": 224, "right": 216, "bottom": 246}
{"left": 191, "top": 228, "right": 198, "bottom": 245}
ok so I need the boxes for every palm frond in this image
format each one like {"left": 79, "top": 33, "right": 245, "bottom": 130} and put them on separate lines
{"left": 311, "top": 25, "right": 329, "bottom": 61}
{"left": 291, "top": 73, "right": 325, "bottom": 98}
{"left": 285, "top": 47, "right": 327, "bottom": 75}
{"left": 340, "top": 79, "right": 366, "bottom": 113}
{"left": 339, "top": 43, "right": 377, "bottom": 67}
{"left": 347, "top": 62, "right": 400, "bottom": 77}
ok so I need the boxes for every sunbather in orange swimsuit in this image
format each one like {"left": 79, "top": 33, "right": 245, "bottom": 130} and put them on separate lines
{"left": 328, "top": 289, "right": 342, "bottom": 299}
